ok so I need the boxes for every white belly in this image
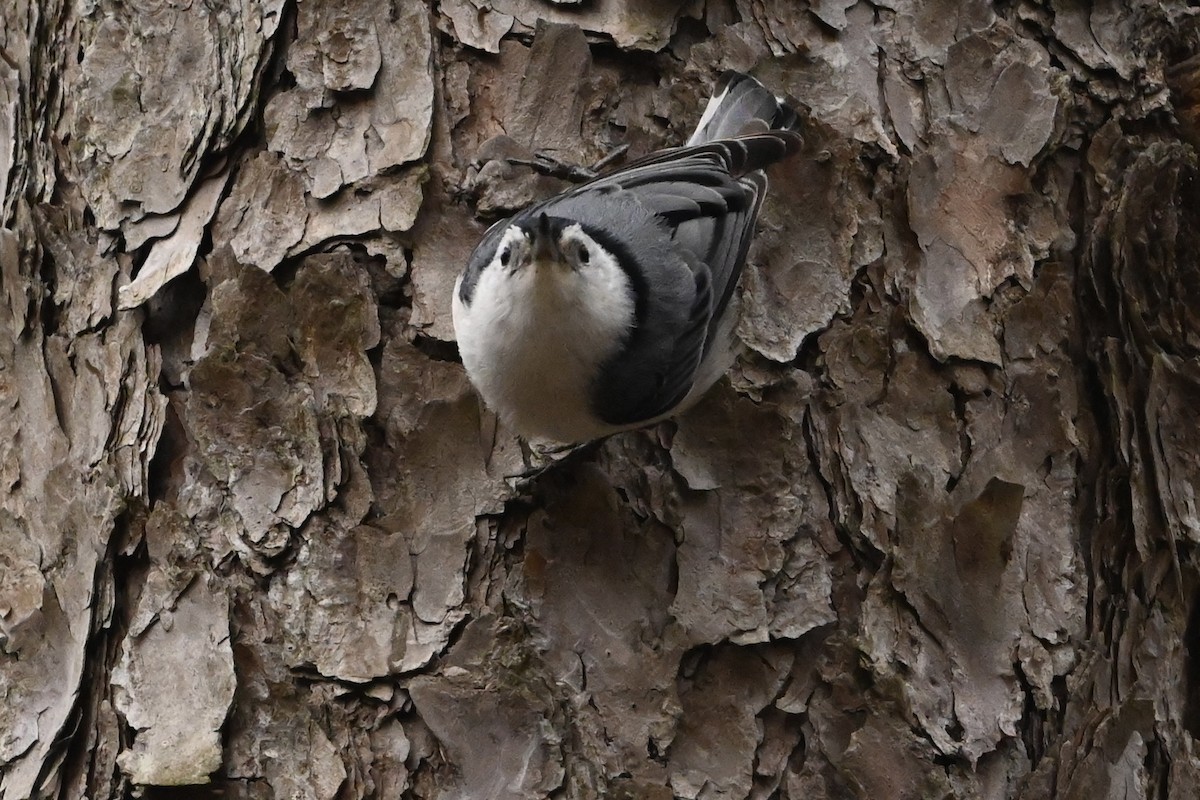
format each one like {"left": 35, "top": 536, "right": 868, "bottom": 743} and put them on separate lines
{"left": 452, "top": 261, "right": 635, "bottom": 443}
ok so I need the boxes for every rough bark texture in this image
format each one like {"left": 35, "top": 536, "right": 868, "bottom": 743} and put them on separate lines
{"left": 3, "top": 1, "right": 1200, "bottom": 799}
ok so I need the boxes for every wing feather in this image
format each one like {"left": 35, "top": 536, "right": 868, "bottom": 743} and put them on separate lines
{"left": 511, "top": 129, "right": 800, "bottom": 427}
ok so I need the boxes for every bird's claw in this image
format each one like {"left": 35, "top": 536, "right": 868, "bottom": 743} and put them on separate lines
{"left": 506, "top": 144, "right": 630, "bottom": 184}
{"left": 504, "top": 439, "right": 603, "bottom": 489}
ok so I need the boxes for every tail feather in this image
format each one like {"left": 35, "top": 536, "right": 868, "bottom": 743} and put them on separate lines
{"left": 687, "top": 71, "right": 800, "bottom": 146}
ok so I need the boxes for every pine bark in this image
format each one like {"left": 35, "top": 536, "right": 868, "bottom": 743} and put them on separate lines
{"left": 2, "top": 1, "right": 1200, "bottom": 798}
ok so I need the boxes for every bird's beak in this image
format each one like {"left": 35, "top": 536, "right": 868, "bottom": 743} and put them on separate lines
{"left": 529, "top": 213, "right": 561, "bottom": 263}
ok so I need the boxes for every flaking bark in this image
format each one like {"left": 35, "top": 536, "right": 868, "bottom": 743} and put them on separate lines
{"left": 3, "top": 1, "right": 1200, "bottom": 798}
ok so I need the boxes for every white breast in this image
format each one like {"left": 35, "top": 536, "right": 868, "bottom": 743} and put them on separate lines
{"left": 452, "top": 258, "right": 635, "bottom": 443}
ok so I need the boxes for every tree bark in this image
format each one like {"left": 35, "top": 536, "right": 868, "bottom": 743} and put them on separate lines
{"left": 3, "top": 1, "right": 1200, "bottom": 798}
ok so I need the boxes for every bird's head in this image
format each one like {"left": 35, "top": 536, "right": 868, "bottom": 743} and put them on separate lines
{"left": 492, "top": 212, "right": 606, "bottom": 277}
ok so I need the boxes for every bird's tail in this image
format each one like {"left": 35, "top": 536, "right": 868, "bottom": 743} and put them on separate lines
{"left": 687, "top": 71, "right": 800, "bottom": 146}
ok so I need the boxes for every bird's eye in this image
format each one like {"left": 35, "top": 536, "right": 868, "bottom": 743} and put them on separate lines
{"left": 499, "top": 245, "right": 512, "bottom": 267}
{"left": 577, "top": 244, "right": 590, "bottom": 265}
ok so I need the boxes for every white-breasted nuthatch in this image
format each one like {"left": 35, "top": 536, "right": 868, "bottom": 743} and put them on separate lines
{"left": 452, "top": 71, "right": 802, "bottom": 443}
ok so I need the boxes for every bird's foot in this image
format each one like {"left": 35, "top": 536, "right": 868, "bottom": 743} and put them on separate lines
{"left": 505, "top": 439, "right": 604, "bottom": 489}
{"left": 506, "top": 144, "right": 630, "bottom": 183}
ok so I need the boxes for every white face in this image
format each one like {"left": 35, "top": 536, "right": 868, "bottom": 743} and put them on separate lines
{"left": 452, "top": 216, "right": 636, "bottom": 441}
{"left": 490, "top": 222, "right": 603, "bottom": 276}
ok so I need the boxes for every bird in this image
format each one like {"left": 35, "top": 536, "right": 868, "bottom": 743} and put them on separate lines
{"left": 451, "top": 71, "right": 802, "bottom": 444}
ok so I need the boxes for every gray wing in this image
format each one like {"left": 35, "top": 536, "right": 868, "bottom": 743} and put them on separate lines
{"left": 560, "top": 133, "right": 798, "bottom": 355}
{"left": 529, "top": 132, "right": 799, "bottom": 426}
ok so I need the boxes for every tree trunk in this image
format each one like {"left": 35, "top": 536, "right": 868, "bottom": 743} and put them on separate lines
{"left": 3, "top": 1, "right": 1200, "bottom": 798}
